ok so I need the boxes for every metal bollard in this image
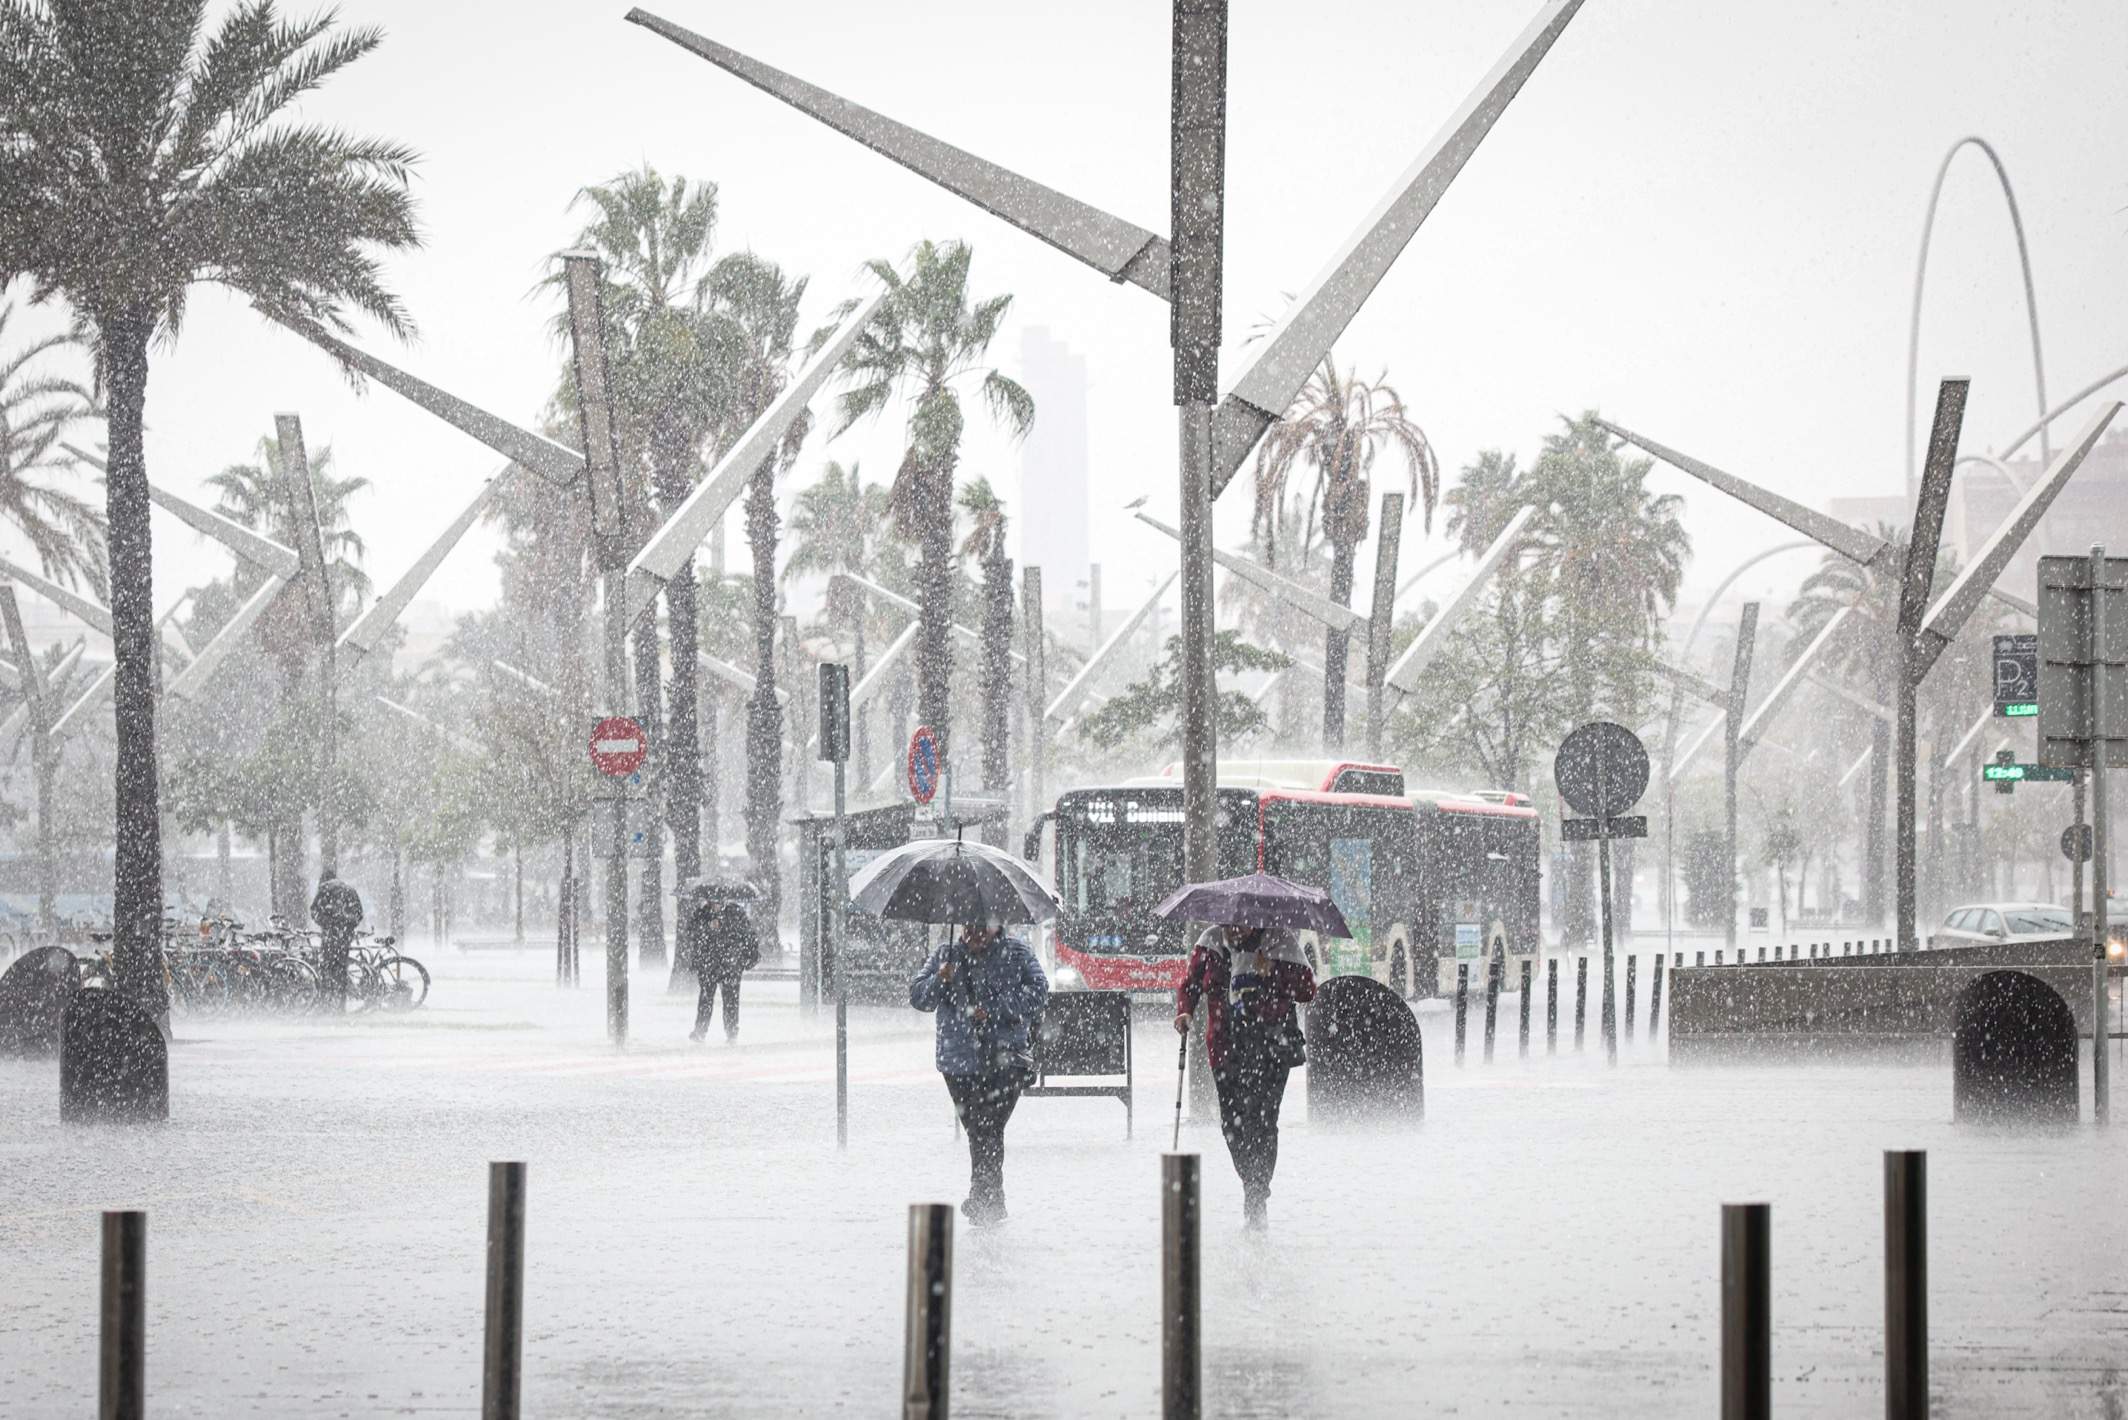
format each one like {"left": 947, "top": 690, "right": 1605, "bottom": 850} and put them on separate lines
{"left": 1885, "top": 1151, "right": 1927, "bottom": 1420}
{"left": 1673, "top": 951, "right": 1683, "bottom": 969}
{"left": 1843, "top": 942, "right": 1852, "bottom": 956}
{"left": 1573, "top": 956, "right": 1589, "bottom": 1050}
{"left": 904, "top": 1203, "right": 954, "bottom": 1420}
{"left": 1162, "top": 1155, "right": 1201, "bottom": 1420}
{"left": 1757, "top": 946, "right": 1767, "bottom": 963}
{"left": 1722, "top": 1203, "right": 1771, "bottom": 1420}
{"left": 1696, "top": 950, "right": 1706, "bottom": 967}
{"left": 1482, "top": 954, "right": 1502, "bottom": 1063}
{"left": 1649, "top": 954, "right": 1666, "bottom": 1038}
{"left": 1454, "top": 963, "right": 1470, "bottom": 1064}
{"left": 482, "top": 1162, "right": 528, "bottom": 1420}
{"left": 1715, "top": 949, "right": 1724, "bottom": 966}
{"left": 1624, "top": 956, "right": 1638, "bottom": 1044}
{"left": 1518, "top": 960, "right": 1533, "bottom": 1058}
{"left": 100, "top": 1210, "right": 145, "bottom": 1420}
{"left": 1546, "top": 957, "right": 1559, "bottom": 1054}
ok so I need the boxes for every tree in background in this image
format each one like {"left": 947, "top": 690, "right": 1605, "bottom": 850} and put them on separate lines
{"left": 784, "top": 459, "right": 894, "bottom": 783}
{"left": 957, "top": 478, "right": 1014, "bottom": 794}
{"left": 0, "top": 306, "right": 108, "bottom": 596}
{"left": 1250, "top": 354, "right": 1437, "bottom": 748}
{"left": 1, "top": 0, "right": 422, "bottom": 1011}
{"left": 834, "top": 240, "right": 1033, "bottom": 764}
{"left": 1079, "top": 632, "right": 1290, "bottom": 758}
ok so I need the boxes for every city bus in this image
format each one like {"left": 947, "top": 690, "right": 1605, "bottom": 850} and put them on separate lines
{"left": 1030, "top": 760, "right": 1542, "bottom": 998}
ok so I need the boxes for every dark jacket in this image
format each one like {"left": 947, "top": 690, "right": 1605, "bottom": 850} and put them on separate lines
{"left": 1176, "top": 927, "right": 1316, "bottom": 1071}
{"left": 697, "top": 910, "right": 760, "bottom": 979}
{"left": 310, "top": 878, "right": 365, "bottom": 941}
{"left": 909, "top": 935, "right": 1049, "bottom": 1077}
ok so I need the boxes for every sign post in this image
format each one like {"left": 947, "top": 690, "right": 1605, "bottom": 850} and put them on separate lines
{"left": 1554, "top": 721, "right": 1652, "bottom": 1066}
{"left": 2037, "top": 547, "right": 2126, "bottom": 1124}
{"left": 820, "top": 664, "right": 852, "bottom": 1150}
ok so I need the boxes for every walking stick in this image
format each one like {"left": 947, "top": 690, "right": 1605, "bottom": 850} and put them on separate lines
{"left": 1171, "top": 1024, "right": 1189, "bottom": 1151}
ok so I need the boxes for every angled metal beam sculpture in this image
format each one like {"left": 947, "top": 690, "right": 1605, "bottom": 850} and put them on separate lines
{"left": 625, "top": 284, "right": 890, "bottom": 626}
{"left": 1721, "top": 603, "right": 1760, "bottom": 953}
{"left": 0, "top": 587, "right": 58, "bottom": 932}
{"left": 1735, "top": 607, "right": 1853, "bottom": 758}
{"left": 702, "top": 649, "right": 785, "bottom": 706}
{"left": 1131, "top": 510, "right": 1364, "bottom": 632}
{"left": 1045, "top": 570, "right": 1178, "bottom": 724}
{"left": 1363, "top": 492, "right": 1406, "bottom": 755}
{"left": 376, "top": 695, "right": 483, "bottom": 754}
{"left": 260, "top": 309, "right": 584, "bottom": 490}
{"left": 1941, "top": 707, "right": 1992, "bottom": 769}
{"left": 830, "top": 573, "right": 1028, "bottom": 667}
{"left": 0, "top": 555, "right": 112, "bottom": 637}
{"left": 164, "top": 574, "right": 291, "bottom": 701}
{"left": 0, "top": 642, "right": 82, "bottom": 748}
{"left": 149, "top": 483, "right": 302, "bottom": 580}
{"left": 1382, "top": 506, "right": 1537, "bottom": 696}
{"left": 52, "top": 661, "right": 116, "bottom": 741}
{"left": 341, "top": 474, "right": 512, "bottom": 664}
{"left": 849, "top": 624, "right": 918, "bottom": 715}
{"left": 493, "top": 661, "right": 559, "bottom": 699}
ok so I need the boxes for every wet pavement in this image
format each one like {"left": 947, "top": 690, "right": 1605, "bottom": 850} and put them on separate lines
{"left": 3, "top": 946, "right": 2125, "bottom": 1417}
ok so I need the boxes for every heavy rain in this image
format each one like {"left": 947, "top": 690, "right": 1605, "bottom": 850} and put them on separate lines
{"left": 1, "top": 1, "right": 2125, "bottom": 1416}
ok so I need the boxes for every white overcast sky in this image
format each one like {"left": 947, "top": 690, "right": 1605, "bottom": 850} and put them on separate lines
{"left": 14, "top": 0, "right": 2128, "bottom": 635}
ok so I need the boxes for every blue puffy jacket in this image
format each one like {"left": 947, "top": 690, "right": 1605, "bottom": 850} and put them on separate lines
{"left": 909, "top": 935, "right": 1050, "bottom": 1077}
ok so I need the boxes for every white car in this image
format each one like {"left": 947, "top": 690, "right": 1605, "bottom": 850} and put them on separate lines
{"left": 1932, "top": 902, "right": 2073, "bottom": 949}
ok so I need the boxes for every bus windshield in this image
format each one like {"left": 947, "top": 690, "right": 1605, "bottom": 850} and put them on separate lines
{"left": 1068, "top": 826, "right": 1182, "bottom": 921}
{"left": 1053, "top": 790, "right": 1255, "bottom": 957}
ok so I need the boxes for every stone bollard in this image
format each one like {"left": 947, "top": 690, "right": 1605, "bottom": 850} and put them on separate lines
{"left": 61, "top": 990, "right": 167, "bottom": 1124}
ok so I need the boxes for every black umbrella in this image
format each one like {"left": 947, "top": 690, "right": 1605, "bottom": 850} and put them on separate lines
{"left": 1153, "top": 872, "right": 1351, "bottom": 937}
{"left": 848, "top": 837, "right": 1061, "bottom": 925}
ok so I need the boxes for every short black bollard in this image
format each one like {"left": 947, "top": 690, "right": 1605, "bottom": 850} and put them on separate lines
{"left": 1885, "top": 1151, "right": 1926, "bottom": 1420}
{"left": 1453, "top": 963, "right": 1470, "bottom": 1065}
{"left": 482, "top": 1162, "right": 528, "bottom": 1420}
{"left": 1624, "top": 956, "right": 1638, "bottom": 1044}
{"left": 1721, "top": 1202, "right": 1771, "bottom": 1420}
{"left": 1482, "top": 953, "right": 1502, "bottom": 1063}
{"left": 1162, "top": 1155, "right": 1200, "bottom": 1420}
{"left": 904, "top": 1203, "right": 954, "bottom": 1420}
{"left": 1648, "top": 954, "right": 1665, "bottom": 1037}
{"left": 1573, "top": 956, "right": 1588, "bottom": 1051}
{"left": 100, "top": 1209, "right": 145, "bottom": 1420}
{"left": 1757, "top": 946, "right": 1767, "bottom": 963}
{"left": 1517, "top": 960, "right": 1532, "bottom": 1058}
{"left": 1546, "top": 957, "right": 1558, "bottom": 1054}
{"left": 1843, "top": 942, "right": 1852, "bottom": 956}
{"left": 1715, "top": 949, "right": 1724, "bottom": 965}
{"left": 1696, "top": 950, "right": 1706, "bottom": 968}
{"left": 1673, "top": 951, "right": 1683, "bottom": 969}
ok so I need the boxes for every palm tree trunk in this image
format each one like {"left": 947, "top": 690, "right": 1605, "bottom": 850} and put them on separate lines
{"left": 100, "top": 305, "right": 167, "bottom": 1018}
{"left": 744, "top": 458, "right": 785, "bottom": 934}
{"left": 216, "top": 820, "right": 234, "bottom": 910}
{"left": 702, "top": 691, "right": 721, "bottom": 868}
{"left": 664, "top": 561, "right": 704, "bottom": 885}
{"left": 981, "top": 549, "right": 1012, "bottom": 792}
{"left": 853, "top": 603, "right": 871, "bottom": 789}
{"left": 631, "top": 609, "right": 666, "bottom": 966}
{"left": 1322, "top": 540, "right": 1357, "bottom": 750}
{"left": 34, "top": 740, "right": 56, "bottom": 941}
{"left": 916, "top": 460, "right": 957, "bottom": 757}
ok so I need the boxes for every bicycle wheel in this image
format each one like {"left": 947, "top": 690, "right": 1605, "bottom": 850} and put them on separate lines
{"left": 373, "top": 955, "right": 429, "bottom": 1011}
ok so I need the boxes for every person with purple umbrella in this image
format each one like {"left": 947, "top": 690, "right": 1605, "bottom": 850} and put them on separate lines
{"left": 1174, "top": 921, "right": 1316, "bottom": 1230}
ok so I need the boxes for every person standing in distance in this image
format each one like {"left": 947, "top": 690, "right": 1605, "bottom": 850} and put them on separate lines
{"left": 309, "top": 869, "right": 366, "bottom": 1013}
{"left": 692, "top": 902, "right": 760, "bottom": 1043}
{"left": 910, "top": 919, "right": 1049, "bottom": 1226}
{"left": 1175, "top": 924, "right": 1315, "bottom": 1229}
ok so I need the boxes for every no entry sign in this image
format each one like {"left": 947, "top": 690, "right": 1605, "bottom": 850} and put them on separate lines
{"left": 906, "top": 725, "right": 941, "bottom": 805}
{"left": 589, "top": 716, "right": 648, "bottom": 777}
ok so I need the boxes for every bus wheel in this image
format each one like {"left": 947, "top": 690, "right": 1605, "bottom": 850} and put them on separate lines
{"left": 1389, "top": 945, "right": 1410, "bottom": 999}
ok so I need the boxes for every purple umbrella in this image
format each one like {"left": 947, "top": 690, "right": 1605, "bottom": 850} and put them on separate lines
{"left": 1153, "top": 873, "right": 1352, "bottom": 938}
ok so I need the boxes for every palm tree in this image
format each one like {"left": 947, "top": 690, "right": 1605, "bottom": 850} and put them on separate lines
{"left": 554, "top": 166, "right": 731, "bottom": 947}
{"left": 834, "top": 240, "right": 1034, "bottom": 762}
{"left": 1250, "top": 356, "right": 1437, "bottom": 748}
{"left": 0, "top": 307, "right": 108, "bottom": 597}
{"left": 703, "top": 251, "right": 809, "bottom": 932}
{"left": 785, "top": 459, "right": 891, "bottom": 780}
{"left": 957, "top": 477, "right": 1014, "bottom": 792}
{"left": 1, "top": 0, "right": 421, "bottom": 1011}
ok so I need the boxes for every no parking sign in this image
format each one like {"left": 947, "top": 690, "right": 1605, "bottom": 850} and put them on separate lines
{"left": 906, "top": 725, "right": 940, "bottom": 805}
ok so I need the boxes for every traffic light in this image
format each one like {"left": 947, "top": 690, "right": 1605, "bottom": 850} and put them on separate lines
{"left": 1992, "top": 746, "right": 2017, "bottom": 795}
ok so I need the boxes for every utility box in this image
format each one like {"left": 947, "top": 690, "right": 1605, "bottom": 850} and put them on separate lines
{"left": 2037, "top": 554, "right": 2128, "bottom": 769}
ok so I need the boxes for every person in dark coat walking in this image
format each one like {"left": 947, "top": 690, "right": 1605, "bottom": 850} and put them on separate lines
{"left": 909, "top": 920, "right": 1049, "bottom": 1226}
{"left": 309, "top": 869, "right": 366, "bottom": 1013}
{"left": 692, "top": 902, "right": 759, "bottom": 1042}
{"left": 1175, "top": 925, "right": 1316, "bottom": 1229}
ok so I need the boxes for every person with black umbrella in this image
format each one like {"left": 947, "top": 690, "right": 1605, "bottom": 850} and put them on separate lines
{"left": 909, "top": 916, "right": 1049, "bottom": 1227}
{"left": 1163, "top": 874, "right": 1330, "bottom": 1230}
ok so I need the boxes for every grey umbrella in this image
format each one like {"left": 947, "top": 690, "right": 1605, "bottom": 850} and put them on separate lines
{"left": 847, "top": 837, "right": 1060, "bottom": 925}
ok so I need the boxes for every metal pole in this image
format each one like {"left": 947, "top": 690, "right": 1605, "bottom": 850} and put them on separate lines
{"left": 1721, "top": 1202, "right": 1771, "bottom": 1420}
{"left": 1364, "top": 491, "right": 1406, "bottom": 758}
{"left": 1599, "top": 839, "right": 1618, "bottom": 1065}
{"left": 1161, "top": 1153, "right": 1201, "bottom": 1420}
{"left": 1574, "top": 955, "right": 1588, "bottom": 1051}
{"left": 604, "top": 571, "right": 630, "bottom": 1044}
{"left": 903, "top": 1203, "right": 953, "bottom": 1420}
{"left": 834, "top": 754, "right": 850, "bottom": 1150}
{"left": 1518, "top": 959, "right": 1532, "bottom": 1058}
{"left": 1884, "top": 1150, "right": 1927, "bottom": 1420}
{"left": 99, "top": 1210, "right": 145, "bottom": 1420}
{"left": 2089, "top": 544, "right": 2111, "bottom": 1125}
{"left": 1624, "top": 954, "right": 1637, "bottom": 1045}
{"left": 1547, "top": 956, "right": 1558, "bottom": 1053}
{"left": 1482, "top": 948, "right": 1502, "bottom": 1063}
{"left": 1454, "top": 962, "right": 1469, "bottom": 1063}
{"left": 1023, "top": 567, "right": 1047, "bottom": 863}
{"left": 1180, "top": 404, "right": 1218, "bottom": 1122}
{"left": 482, "top": 1161, "right": 527, "bottom": 1420}
{"left": 1725, "top": 605, "right": 1760, "bottom": 955}
{"left": 1649, "top": 953, "right": 1666, "bottom": 1038}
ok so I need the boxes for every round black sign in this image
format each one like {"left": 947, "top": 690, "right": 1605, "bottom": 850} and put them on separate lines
{"left": 2061, "top": 823, "right": 2094, "bottom": 864}
{"left": 1554, "top": 721, "right": 1651, "bottom": 819}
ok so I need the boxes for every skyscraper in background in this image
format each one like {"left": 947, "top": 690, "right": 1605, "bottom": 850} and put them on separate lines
{"left": 1018, "top": 325, "right": 1090, "bottom": 629}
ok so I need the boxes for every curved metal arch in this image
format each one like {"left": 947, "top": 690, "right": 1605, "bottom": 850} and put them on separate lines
{"left": 1905, "top": 136, "right": 2049, "bottom": 497}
